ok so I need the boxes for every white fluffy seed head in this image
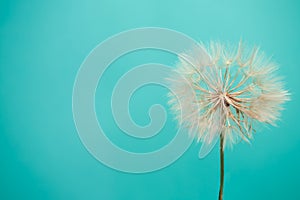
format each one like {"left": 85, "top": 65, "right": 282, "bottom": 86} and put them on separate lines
{"left": 167, "top": 41, "right": 290, "bottom": 149}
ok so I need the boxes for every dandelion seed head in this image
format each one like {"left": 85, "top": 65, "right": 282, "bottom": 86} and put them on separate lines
{"left": 167, "top": 41, "right": 290, "bottom": 150}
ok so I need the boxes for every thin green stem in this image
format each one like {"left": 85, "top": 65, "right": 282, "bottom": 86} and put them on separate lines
{"left": 218, "top": 134, "right": 224, "bottom": 200}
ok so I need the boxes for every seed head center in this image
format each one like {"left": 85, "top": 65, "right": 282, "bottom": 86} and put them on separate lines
{"left": 219, "top": 92, "right": 230, "bottom": 107}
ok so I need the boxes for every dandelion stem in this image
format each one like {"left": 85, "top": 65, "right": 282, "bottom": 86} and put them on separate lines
{"left": 218, "top": 134, "right": 224, "bottom": 200}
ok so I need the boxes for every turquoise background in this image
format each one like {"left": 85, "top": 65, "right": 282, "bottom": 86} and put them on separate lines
{"left": 1, "top": 0, "right": 300, "bottom": 199}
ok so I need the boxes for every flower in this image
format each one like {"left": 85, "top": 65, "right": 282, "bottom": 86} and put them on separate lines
{"left": 167, "top": 41, "right": 290, "bottom": 157}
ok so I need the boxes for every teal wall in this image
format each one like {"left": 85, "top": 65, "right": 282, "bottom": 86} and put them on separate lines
{"left": 1, "top": 0, "right": 299, "bottom": 199}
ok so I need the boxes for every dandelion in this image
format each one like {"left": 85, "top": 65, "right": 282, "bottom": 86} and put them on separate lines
{"left": 167, "top": 41, "right": 289, "bottom": 200}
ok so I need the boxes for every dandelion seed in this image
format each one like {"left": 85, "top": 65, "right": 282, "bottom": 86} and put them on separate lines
{"left": 167, "top": 41, "right": 290, "bottom": 200}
